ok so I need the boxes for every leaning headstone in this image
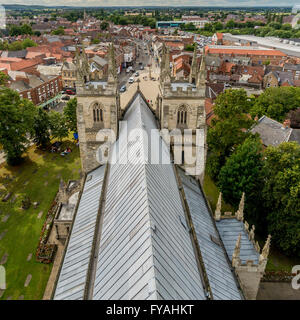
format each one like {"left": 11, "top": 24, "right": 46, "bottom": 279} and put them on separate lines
{"left": 0, "top": 253, "right": 8, "bottom": 264}
{"left": 37, "top": 211, "right": 43, "bottom": 219}
{"left": 1, "top": 215, "right": 9, "bottom": 223}
{"left": 24, "top": 274, "right": 32, "bottom": 287}
{"left": 2, "top": 192, "right": 12, "bottom": 202}
{"left": 26, "top": 253, "right": 32, "bottom": 262}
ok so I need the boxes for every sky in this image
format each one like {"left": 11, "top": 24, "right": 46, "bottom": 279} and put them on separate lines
{"left": 1, "top": 0, "right": 299, "bottom": 7}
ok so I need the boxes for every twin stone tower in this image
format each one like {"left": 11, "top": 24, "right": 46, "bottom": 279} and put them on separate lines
{"left": 75, "top": 43, "right": 207, "bottom": 181}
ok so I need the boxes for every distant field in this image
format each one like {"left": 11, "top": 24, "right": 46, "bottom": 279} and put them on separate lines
{"left": 0, "top": 139, "right": 81, "bottom": 300}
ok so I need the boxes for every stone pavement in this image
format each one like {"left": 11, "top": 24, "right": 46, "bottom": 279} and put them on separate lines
{"left": 120, "top": 66, "right": 159, "bottom": 110}
{"left": 43, "top": 245, "right": 64, "bottom": 300}
{"left": 257, "top": 282, "right": 300, "bottom": 300}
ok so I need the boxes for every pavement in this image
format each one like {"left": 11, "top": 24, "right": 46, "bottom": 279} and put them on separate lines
{"left": 257, "top": 282, "right": 300, "bottom": 300}
{"left": 120, "top": 65, "right": 160, "bottom": 110}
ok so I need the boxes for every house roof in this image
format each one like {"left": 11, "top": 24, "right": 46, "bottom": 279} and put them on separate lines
{"left": 251, "top": 115, "right": 297, "bottom": 146}
{"left": 205, "top": 46, "right": 286, "bottom": 57}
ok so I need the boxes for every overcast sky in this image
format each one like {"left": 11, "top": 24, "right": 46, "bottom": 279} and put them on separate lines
{"left": 1, "top": 0, "right": 299, "bottom": 7}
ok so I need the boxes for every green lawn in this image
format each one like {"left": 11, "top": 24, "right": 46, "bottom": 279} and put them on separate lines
{"left": 203, "top": 172, "right": 234, "bottom": 213}
{"left": 202, "top": 171, "right": 296, "bottom": 273}
{"left": 0, "top": 139, "right": 81, "bottom": 300}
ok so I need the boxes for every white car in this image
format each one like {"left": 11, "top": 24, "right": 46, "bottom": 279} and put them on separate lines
{"left": 128, "top": 77, "right": 134, "bottom": 84}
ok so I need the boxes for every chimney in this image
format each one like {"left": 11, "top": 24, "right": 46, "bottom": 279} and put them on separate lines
{"left": 283, "top": 119, "right": 291, "bottom": 129}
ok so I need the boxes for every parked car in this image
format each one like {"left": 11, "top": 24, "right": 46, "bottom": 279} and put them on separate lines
{"left": 120, "top": 85, "right": 126, "bottom": 92}
{"left": 128, "top": 77, "right": 134, "bottom": 84}
{"left": 62, "top": 95, "right": 70, "bottom": 101}
{"left": 140, "top": 65, "right": 144, "bottom": 70}
{"left": 134, "top": 72, "right": 139, "bottom": 77}
{"left": 66, "top": 89, "right": 76, "bottom": 95}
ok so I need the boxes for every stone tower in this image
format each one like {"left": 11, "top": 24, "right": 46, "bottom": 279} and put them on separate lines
{"left": 76, "top": 44, "right": 120, "bottom": 173}
{"left": 156, "top": 44, "right": 207, "bottom": 181}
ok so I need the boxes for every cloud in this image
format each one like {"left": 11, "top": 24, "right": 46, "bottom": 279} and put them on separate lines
{"left": 1, "top": 0, "right": 298, "bottom": 6}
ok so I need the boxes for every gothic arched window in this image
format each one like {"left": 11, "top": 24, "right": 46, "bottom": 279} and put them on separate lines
{"left": 93, "top": 103, "right": 104, "bottom": 123}
{"left": 177, "top": 105, "right": 188, "bottom": 126}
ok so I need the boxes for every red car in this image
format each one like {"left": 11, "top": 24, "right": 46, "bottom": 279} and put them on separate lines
{"left": 66, "top": 89, "right": 76, "bottom": 95}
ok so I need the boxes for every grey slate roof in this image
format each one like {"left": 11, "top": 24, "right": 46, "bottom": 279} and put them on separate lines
{"left": 92, "top": 94, "right": 206, "bottom": 300}
{"left": 178, "top": 169, "right": 243, "bottom": 300}
{"left": 251, "top": 115, "right": 293, "bottom": 146}
{"left": 54, "top": 165, "right": 106, "bottom": 300}
{"left": 216, "top": 219, "right": 260, "bottom": 265}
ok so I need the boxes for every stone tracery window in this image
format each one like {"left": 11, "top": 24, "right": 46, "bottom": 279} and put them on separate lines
{"left": 93, "top": 103, "right": 104, "bottom": 123}
{"left": 177, "top": 105, "right": 188, "bottom": 125}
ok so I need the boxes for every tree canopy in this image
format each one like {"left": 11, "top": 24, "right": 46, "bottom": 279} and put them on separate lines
{"left": 262, "top": 142, "right": 300, "bottom": 257}
{"left": 0, "top": 87, "right": 36, "bottom": 165}
{"left": 250, "top": 87, "right": 300, "bottom": 122}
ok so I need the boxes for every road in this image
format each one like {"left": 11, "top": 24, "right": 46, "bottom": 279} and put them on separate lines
{"left": 118, "top": 39, "right": 153, "bottom": 90}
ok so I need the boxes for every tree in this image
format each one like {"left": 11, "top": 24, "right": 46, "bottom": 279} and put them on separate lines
{"left": 21, "top": 38, "right": 37, "bottom": 49}
{"left": 100, "top": 21, "right": 109, "bottom": 30}
{"left": 32, "top": 107, "right": 51, "bottom": 148}
{"left": 0, "top": 71, "right": 9, "bottom": 86}
{"left": 63, "top": 98, "right": 77, "bottom": 133}
{"left": 0, "top": 88, "right": 36, "bottom": 165}
{"left": 262, "top": 142, "right": 300, "bottom": 257}
{"left": 250, "top": 87, "right": 300, "bottom": 122}
{"left": 218, "top": 136, "right": 264, "bottom": 222}
{"left": 52, "top": 26, "right": 65, "bottom": 35}
{"left": 49, "top": 111, "right": 68, "bottom": 141}
{"left": 226, "top": 19, "right": 235, "bottom": 29}
{"left": 207, "top": 89, "right": 254, "bottom": 180}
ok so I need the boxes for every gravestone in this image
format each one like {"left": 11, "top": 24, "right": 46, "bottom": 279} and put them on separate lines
{"left": 26, "top": 253, "right": 32, "bottom": 262}
{"left": 18, "top": 295, "right": 24, "bottom": 300}
{"left": 44, "top": 181, "right": 48, "bottom": 186}
{"left": 24, "top": 274, "right": 32, "bottom": 287}
{"left": 1, "top": 215, "right": 9, "bottom": 223}
{"left": 0, "top": 253, "right": 8, "bottom": 264}
{"left": 0, "top": 230, "right": 7, "bottom": 240}
{"left": 2, "top": 192, "right": 12, "bottom": 202}
{"left": 37, "top": 211, "right": 43, "bottom": 219}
